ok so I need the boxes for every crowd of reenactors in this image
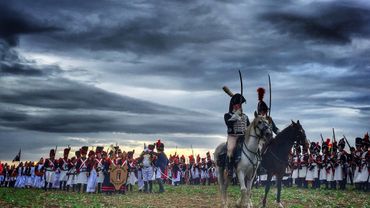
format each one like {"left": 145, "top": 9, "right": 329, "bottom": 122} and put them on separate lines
{"left": 1, "top": 133, "right": 368, "bottom": 193}
{"left": 257, "top": 133, "right": 370, "bottom": 192}
{"left": 0, "top": 140, "right": 218, "bottom": 194}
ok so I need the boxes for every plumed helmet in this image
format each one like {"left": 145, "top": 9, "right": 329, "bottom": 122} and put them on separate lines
{"left": 256, "top": 88, "right": 268, "bottom": 115}
{"left": 156, "top": 139, "right": 164, "bottom": 151}
{"left": 228, "top": 93, "right": 246, "bottom": 113}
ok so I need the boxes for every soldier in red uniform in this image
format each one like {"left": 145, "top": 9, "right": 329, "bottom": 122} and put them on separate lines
{"left": 58, "top": 147, "right": 70, "bottom": 190}
{"left": 43, "top": 149, "right": 56, "bottom": 191}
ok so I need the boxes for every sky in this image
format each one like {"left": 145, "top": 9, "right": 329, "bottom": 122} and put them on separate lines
{"left": 1, "top": 0, "right": 369, "bottom": 162}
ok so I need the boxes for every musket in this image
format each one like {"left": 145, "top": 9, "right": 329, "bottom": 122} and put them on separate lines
{"left": 343, "top": 135, "right": 353, "bottom": 150}
{"left": 191, "top": 144, "right": 194, "bottom": 156}
{"left": 320, "top": 134, "right": 324, "bottom": 144}
{"left": 332, "top": 128, "right": 336, "bottom": 143}
{"left": 268, "top": 74, "right": 271, "bottom": 117}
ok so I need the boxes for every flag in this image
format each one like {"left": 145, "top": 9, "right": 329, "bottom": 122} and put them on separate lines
{"left": 12, "top": 149, "right": 21, "bottom": 162}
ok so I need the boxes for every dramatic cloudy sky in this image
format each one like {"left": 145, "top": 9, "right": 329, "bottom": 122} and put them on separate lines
{"left": 1, "top": 0, "right": 369, "bottom": 161}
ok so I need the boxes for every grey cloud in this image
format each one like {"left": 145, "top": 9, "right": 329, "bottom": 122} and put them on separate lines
{"left": 260, "top": 1, "right": 370, "bottom": 44}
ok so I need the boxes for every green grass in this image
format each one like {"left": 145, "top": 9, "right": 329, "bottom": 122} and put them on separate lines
{"left": 0, "top": 185, "right": 369, "bottom": 208}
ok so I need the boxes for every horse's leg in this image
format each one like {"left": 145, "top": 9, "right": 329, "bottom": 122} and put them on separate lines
{"left": 218, "top": 167, "right": 228, "bottom": 208}
{"left": 276, "top": 175, "right": 284, "bottom": 208}
{"left": 236, "top": 168, "right": 248, "bottom": 208}
{"left": 245, "top": 176, "right": 254, "bottom": 208}
{"left": 262, "top": 173, "right": 272, "bottom": 208}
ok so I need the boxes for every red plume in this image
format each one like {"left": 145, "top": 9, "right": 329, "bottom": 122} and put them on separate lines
{"left": 325, "top": 138, "right": 330, "bottom": 145}
{"left": 156, "top": 139, "right": 161, "bottom": 147}
{"left": 257, "top": 87, "right": 265, "bottom": 101}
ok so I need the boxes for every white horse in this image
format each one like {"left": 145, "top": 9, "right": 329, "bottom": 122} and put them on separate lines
{"left": 214, "top": 115, "right": 273, "bottom": 208}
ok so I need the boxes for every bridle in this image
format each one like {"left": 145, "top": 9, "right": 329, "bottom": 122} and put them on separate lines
{"left": 242, "top": 118, "right": 271, "bottom": 180}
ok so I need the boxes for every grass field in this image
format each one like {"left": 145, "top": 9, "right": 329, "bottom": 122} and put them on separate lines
{"left": 0, "top": 185, "right": 369, "bottom": 208}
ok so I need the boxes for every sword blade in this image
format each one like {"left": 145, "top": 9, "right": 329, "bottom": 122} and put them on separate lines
{"left": 268, "top": 74, "right": 272, "bottom": 117}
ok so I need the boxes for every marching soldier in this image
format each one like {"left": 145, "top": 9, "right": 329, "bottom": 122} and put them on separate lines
{"left": 66, "top": 154, "right": 77, "bottom": 192}
{"left": 354, "top": 137, "right": 363, "bottom": 190}
{"left": 334, "top": 138, "right": 347, "bottom": 190}
{"left": 58, "top": 147, "right": 70, "bottom": 190}
{"left": 43, "top": 149, "right": 56, "bottom": 191}
{"left": 76, "top": 146, "right": 89, "bottom": 193}
{"left": 95, "top": 147, "right": 104, "bottom": 193}
{"left": 154, "top": 140, "right": 168, "bottom": 193}
{"left": 291, "top": 144, "right": 300, "bottom": 187}
{"left": 139, "top": 144, "right": 156, "bottom": 193}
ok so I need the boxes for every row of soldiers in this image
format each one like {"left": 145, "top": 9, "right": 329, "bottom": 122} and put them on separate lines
{"left": 0, "top": 141, "right": 219, "bottom": 193}
{"left": 282, "top": 133, "right": 370, "bottom": 191}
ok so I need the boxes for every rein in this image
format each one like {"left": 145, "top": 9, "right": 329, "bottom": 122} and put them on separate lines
{"left": 241, "top": 122, "right": 265, "bottom": 180}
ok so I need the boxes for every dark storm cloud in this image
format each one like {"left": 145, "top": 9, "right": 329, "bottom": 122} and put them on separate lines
{"left": 261, "top": 1, "right": 370, "bottom": 44}
{"left": 1, "top": 0, "right": 370, "bottom": 161}
{"left": 0, "top": 2, "right": 61, "bottom": 46}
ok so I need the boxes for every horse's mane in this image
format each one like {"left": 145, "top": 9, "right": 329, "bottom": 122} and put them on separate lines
{"left": 244, "top": 116, "right": 260, "bottom": 142}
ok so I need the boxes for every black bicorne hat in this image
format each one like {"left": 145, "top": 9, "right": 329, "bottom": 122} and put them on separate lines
{"left": 228, "top": 93, "right": 246, "bottom": 113}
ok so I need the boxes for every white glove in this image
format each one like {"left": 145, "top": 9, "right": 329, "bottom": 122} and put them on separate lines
{"left": 228, "top": 113, "right": 241, "bottom": 122}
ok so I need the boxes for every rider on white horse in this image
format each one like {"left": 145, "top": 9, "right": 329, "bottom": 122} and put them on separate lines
{"left": 224, "top": 93, "right": 250, "bottom": 177}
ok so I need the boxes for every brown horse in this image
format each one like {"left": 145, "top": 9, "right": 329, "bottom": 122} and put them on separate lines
{"left": 260, "top": 120, "right": 308, "bottom": 207}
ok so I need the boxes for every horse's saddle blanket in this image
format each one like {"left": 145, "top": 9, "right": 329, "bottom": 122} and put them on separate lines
{"left": 217, "top": 135, "right": 244, "bottom": 167}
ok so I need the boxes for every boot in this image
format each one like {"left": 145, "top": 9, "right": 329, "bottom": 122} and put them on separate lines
{"left": 157, "top": 178, "right": 164, "bottom": 193}
{"left": 63, "top": 181, "right": 67, "bottom": 191}
{"left": 227, "top": 156, "right": 234, "bottom": 178}
{"left": 83, "top": 184, "right": 87, "bottom": 193}
{"left": 59, "top": 181, "right": 63, "bottom": 190}
{"left": 144, "top": 181, "right": 148, "bottom": 193}
{"left": 44, "top": 181, "right": 48, "bottom": 191}
{"left": 149, "top": 181, "right": 153, "bottom": 193}
{"left": 48, "top": 183, "right": 52, "bottom": 190}
{"left": 98, "top": 183, "right": 102, "bottom": 193}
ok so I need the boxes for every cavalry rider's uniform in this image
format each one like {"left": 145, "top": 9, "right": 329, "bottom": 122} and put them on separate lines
{"left": 224, "top": 93, "right": 249, "bottom": 176}
{"left": 256, "top": 87, "right": 279, "bottom": 135}
{"left": 44, "top": 149, "right": 56, "bottom": 190}
{"left": 58, "top": 147, "right": 71, "bottom": 190}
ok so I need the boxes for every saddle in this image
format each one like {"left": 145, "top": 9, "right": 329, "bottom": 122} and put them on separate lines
{"left": 217, "top": 135, "right": 245, "bottom": 168}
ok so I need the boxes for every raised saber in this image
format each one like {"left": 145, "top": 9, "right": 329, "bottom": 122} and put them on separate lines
{"left": 268, "top": 74, "right": 271, "bottom": 117}
{"left": 239, "top": 70, "right": 243, "bottom": 97}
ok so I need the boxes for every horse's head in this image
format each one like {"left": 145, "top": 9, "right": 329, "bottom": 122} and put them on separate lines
{"left": 291, "top": 120, "right": 308, "bottom": 148}
{"left": 252, "top": 114, "right": 273, "bottom": 142}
